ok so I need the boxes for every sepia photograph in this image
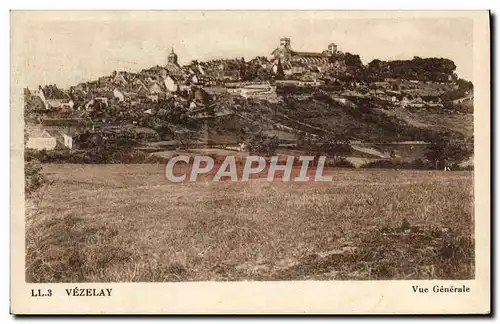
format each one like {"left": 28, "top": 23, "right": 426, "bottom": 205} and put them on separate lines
{"left": 10, "top": 10, "right": 490, "bottom": 314}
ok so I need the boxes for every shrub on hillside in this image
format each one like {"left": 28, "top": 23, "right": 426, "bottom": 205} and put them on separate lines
{"left": 360, "top": 159, "right": 395, "bottom": 169}
{"left": 27, "top": 146, "right": 167, "bottom": 164}
{"left": 247, "top": 133, "right": 279, "bottom": 156}
{"left": 331, "top": 157, "right": 356, "bottom": 168}
{"left": 453, "top": 164, "right": 474, "bottom": 171}
{"left": 25, "top": 159, "right": 45, "bottom": 197}
{"left": 24, "top": 144, "right": 46, "bottom": 197}
{"left": 403, "top": 158, "right": 433, "bottom": 170}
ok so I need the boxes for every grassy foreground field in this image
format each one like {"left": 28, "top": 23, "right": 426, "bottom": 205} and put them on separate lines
{"left": 26, "top": 164, "right": 474, "bottom": 282}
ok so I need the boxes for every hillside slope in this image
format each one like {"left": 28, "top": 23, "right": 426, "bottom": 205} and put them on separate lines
{"left": 210, "top": 92, "right": 472, "bottom": 143}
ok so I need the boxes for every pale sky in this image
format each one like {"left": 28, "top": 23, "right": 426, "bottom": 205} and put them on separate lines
{"left": 12, "top": 11, "right": 473, "bottom": 89}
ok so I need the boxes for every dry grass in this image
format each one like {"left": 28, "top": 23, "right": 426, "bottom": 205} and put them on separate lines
{"left": 26, "top": 164, "right": 474, "bottom": 282}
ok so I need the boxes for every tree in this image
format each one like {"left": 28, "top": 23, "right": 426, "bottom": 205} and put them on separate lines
{"left": 24, "top": 91, "right": 46, "bottom": 115}
{"left": 42, "top": 84, "right": 66, "bottom": 99}
{"left": 456, "top": 78, "right": 474, "bottom": 92}
{"left": 236, "top": 127, "right": 250, "bottom": 144}
{"left": 425, "top": 136, "right": 473, "bottom": 170}
{"left": 239, "top": 57, "right": 247, "bottom": 80}
{"left": 174, "top": 129, "right": 200, "bottom": 150}
{"left": 344, "top": 52, "right": 363, "bottom": 68}
{"left": 342, "top": 53, "right": 364, "bottom": 80}
{"left": 275, "top": 59, "right": 285, "bottom": 80}
{"left": 25, "top": 156, "right": 45, "bottom": 197}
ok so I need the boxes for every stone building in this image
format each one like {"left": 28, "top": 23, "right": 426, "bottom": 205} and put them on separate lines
{"left": 270, "top": 37, "right": 341, "bottom": 76}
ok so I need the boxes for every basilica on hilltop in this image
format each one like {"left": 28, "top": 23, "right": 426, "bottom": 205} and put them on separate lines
{"left": 270, "top": 37, "right": 343, "bottom": 75}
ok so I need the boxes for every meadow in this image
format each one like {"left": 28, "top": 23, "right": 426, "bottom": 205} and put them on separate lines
{"left": 26, "top": 164, "right": 474, "bottom": 282}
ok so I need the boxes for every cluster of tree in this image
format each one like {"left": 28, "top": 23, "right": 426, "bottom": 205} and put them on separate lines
{"left": 24, "top": 88, "right": 46, "bottom": 115}
{"left": 243, "top": 57, "right": 275, "bottom": 81}
{"left": 339, "top": 52, "right": 364, "bottom": 79}
{"left": 439, "top": 77, "right": 474, "bottom": 103}
{"left": 424, "top": 135, "right": 473, "bottom": 169}
{"left": 440, "top": 90, "right": 467, "bottom": 103}
{"left": 246, "top": 132, "right": 280, "bottom": 156}
{"left": 40, "top": 84, "right": 67, "bottom": 99}
{"left": 367, "top": 57, "right": 456, "bottom": 82}
{"left": 173, "top": 128, "right": 202, "bottom": 150}
{"left": 343, "top": 53, "right": 363, "bottom": 68}
{"left": 456, "top": 78, "right": 474, "bottom": 92}
{"left": 74, "top": 128, "right": 147, "bottom": 163}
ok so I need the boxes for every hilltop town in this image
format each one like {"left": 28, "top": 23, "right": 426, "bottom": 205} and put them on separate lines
{"left": 24, "top": 37, "right": 474, "bottom": 169}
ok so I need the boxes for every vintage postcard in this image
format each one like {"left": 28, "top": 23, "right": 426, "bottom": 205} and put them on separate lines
{"left": 10, "top": 11, "right": 490, "bottom": 314}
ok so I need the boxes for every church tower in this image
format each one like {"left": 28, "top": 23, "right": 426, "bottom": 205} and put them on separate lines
{"left": 270, "top": 37, "right": 292, "bottom": 64}
{"left": 280, "top": 37, "right": 291, "bottom": 50}
{"left": 327, "top": 43, "right": 338, "bottom": 55}
{"left": 168, "top": 47, "right": 178, "bottom": 66}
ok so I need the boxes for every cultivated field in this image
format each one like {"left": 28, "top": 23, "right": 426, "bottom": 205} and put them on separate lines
{"left": 26, "top": 164, "right": 474, "bottom": 282}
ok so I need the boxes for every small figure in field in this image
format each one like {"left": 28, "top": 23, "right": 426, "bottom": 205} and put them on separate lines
{"left": 443, "top": 158, "right": 452, "bottom": 171}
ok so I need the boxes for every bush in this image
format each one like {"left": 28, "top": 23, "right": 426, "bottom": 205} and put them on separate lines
{"left": 28, "top": 149, "right": 73, "bottom": 163}
{"left": 25, "top": 152, "right": 46, "bottom": 197}
{"left": 453, "top": 164, "right": 474, "bottom": 171}
{"left": 332, "top": 157, "right": 356, "bottom": 168}
{"left": 360, "top": 159, "right": 395, "bottom": 169}
{"left": 247, "top": 133, "right": 279, "bottom": 156}
{"left": 26, "top": 148, "right": 168, "bottom": 164}
{"left": 145, "top": 154, "right": 168, "bottom": 164}
{"left": 404, "top": 158, "right": 433, "bottom": 170}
